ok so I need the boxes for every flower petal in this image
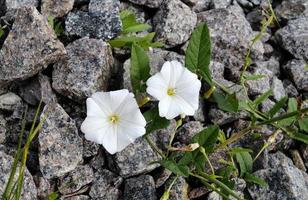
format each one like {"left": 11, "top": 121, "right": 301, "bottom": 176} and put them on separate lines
{"left": 146, "top": 73, "right": 168, "bottom": 100}
{"left": 81, "top": 117, "right": 109, "bottom": 144}
{"left": 86, "top": 98, "right": 108, "bottom": 118}
{"left": 102, "top": 125, "right": 118, "bottom": 154}
{"left": 161, "top": 61, "right": 185, "bottom": 88}
{"left": 109, "top": 89, "right": 132, "bottom": 112}
{"left": 158, "top": 97, "right": 182, "bottom": 119}
{"left": 91, "top": 92, "right": 113, "bottom": 115}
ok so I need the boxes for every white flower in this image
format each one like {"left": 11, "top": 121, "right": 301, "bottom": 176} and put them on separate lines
{"left": 81, "top": 89, "right": 146, "bottom": 154}
{"left": 146, "top": 61, "right": 201, "bottom": 120}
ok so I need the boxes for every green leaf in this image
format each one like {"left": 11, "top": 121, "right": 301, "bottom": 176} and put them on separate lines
{"left": 120, "top": 10, "right": 151, "bottom": 34}
{"left": 244, "top": 172, "right": 268, "bottom": 187}
{"left": 243, "top": 74, "right": 267, "bottom": 81}
{"left": 185, "top": 23, "right": 212, "bottom": 84}
{"left": 230, "top": 147, "right": 253, "bottom": 154}
{"left": 159, "top": 160, "right": 190, "bottom": 177}
{"left": 253, "top": 89, "right": 272, "bottom": 108}
{"left": 299, "top": 117, "right": 308, "bottom": 132}
{"left": 213, "top": 92, "right": 239, "bottom": 113}
{"left": 0, "top": 26, "right": 4, "bottom": 38}
{"left": 47, "top": 192, "right": 59, "bottom": 200}
{"left": 289, "top": 132, "right": 308, "bottom": 144}
{"left": 235, "top": 151, "right": 253, "bottom": 177}
{"left": 130, "top": 43, "right": 150, "bottom": 94}
{"left": 143, "top": 106, "right": 170, "bottom": 135}
{"left": 124, "top": 24, "right": 151, "bottom": 33}
{"left": 278, "top": 98, "right": 298, "bottom": 126}
{"left": 304, "top": 64, "right": 308, "bottom": 71}
{"left": 192, "top": 125, "right": 220, "bottom": 152}
{"left": 267, "top": 96, "right": 288, "bottom": 118}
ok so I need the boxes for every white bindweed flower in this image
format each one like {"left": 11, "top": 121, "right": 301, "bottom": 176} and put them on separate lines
{"left": 81, "top": 89, "right": 146, "bottom": 154}
{"left": 146, "top": 61, "right": 201, "bottom": 120}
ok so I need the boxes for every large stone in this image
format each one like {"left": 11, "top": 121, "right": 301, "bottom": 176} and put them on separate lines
{"left": 153, "top": 0, "right": 197, "bottom": 47}
{"left": 58, "top": 165, "right": 94, "bottom": 195}
{"left": 275, "top": 0, "right": 308, "bottom": 22}
{"left": 89, "top": 169, "right": 123, "bottom": 200}
{"left": 5, "top": 0, "right": 38, "bottom": 10}
{"left": 165, "top": 176, "right": 189, "bottom": 200}
{"left": 0, "top": 7, "right": 66, "bottom": 82}
{"left": 271, "top": 77, "right": 286, "bottom": 101}
{"left": 18, "top": 74, "right": 56, "bottom": 106}
{"left": 128, "top": 0, "right": 163, "bottom": 8}
{"left": 52, "top": 37, "right": 113, "bottom": 102}
{"left": 176, "top": 121, "right": 203, "bottom": 144}
{"left": 275, "top": 17, "right": 308, "bottom": 61}
{"left": 0, "top": 92, "right": 22, "bottom": 111}
{"left": 198, "top": 6, "right": 264, "bottom": 80}
{"left": 246, "top": 67, "right": 273, "bottom": 96}
{"left": 0, "top": 151, "right": 38, "bottom": 200}
{"left": 38, "top": 103, "right": 83, "bottom": 179}
{"left": 111, "top": 137, "right": 161, "bottom": 177}
{"left": 282, "top": 59, "right": 308, "bottom": 92}
{"left": 123, "top": 175, "right": 157, "bottom": 200}
{"left": 41, "top": 0, "right": 74, "bottom": 18}
{"left": 283, "top": 79, "right": 299, "bottom": 97}
{"left": 248, "top": 152, "right": 308, "bottom": 199}
{"left": 65, "top": 0, "right": 121, "bottom": 40}
{"left": 209, "top": 107, "right": 248, "bottom": 125}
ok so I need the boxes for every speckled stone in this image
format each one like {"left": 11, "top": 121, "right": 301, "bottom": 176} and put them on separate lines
{"left": 128, "top": 0, "right": 163, "bottom": 8}
{"left": 111, "top": 137, "right": 161, "bottom": 177}
{"left": 5, "top": 0, "right": 38, "bottom": 10}
{"left": 276, "top": 17, "right": 308, "bottom": 61}
{"left": 65, "top": 0, "right": 121, "bottom": 40}
{"left": 89, "top": 169, "right": 123, "bottom": 200}
{"left": 18, "top": 74, "right": 56, "bottom": 106}
{"left": 0, "top": 115, "right": 6, "bottom": 144}
{"left": 283, "top": 80, "right": 299, "bottom": 97}
{"left": 290, "top": 149, "right": 306, "bottom": 171}
{"left": 197, "top": 6, "right": 264, "bottom": 80}
{"left": 176, "top": 121, "right": 203, "bottom": 144}
{"left": 271, "top": 77, "right": 286, "bottom": 101}
{"left": 38, "top": 103, "right": 83, "bottom": 179}
{"left": 52, "top": 37, "right": 113, "bottom": 102}
{"left": 41, "top": 0, "right": 74, "bottom": 18}
{"left": 165, "top": 176, "right": 189, "bottom": 200}
{"left": 0, "top": 151, "right": 38, "bottom": 200}
{"left": 124, "top": 175, "right": 157, "bottom": 200}
{"left": 209, "top": 107, "right": 249, "bottom": 125}
{"left": 153, "top": 0, "right": 197, "bottom": 47}
{"left": 0, "top": 92, "right": 22, "bottom": 111}
{"left": 246, "top": 67, "right": 273, "bottom": 96}
{"left": 275, "top": 0, "right": 308, "bottom": 22}
{"left": 58, "top": 165, "right": 94, "bottom": 195}
{"left": 62, "top": 195, "right": 90, "bottom": 200}
{"left": 282, "top": 59, "right": 308, "bottom": 92}
{"left": 0, "top": 6, "right": 66, "bottom": 82}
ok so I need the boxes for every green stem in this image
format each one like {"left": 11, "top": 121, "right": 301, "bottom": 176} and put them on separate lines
{"left": 145, "top": 135, "right": 165, "bottom": 159}
{"left": 168, "top": 119, "right": 182, "bottom": 150}
{"left": 199, "top": 147, "right": 215, "bottom": 175}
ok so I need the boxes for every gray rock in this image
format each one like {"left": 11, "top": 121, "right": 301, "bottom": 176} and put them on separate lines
{"left": 212, "top": 0, "right": 232, "bottom": 9}
{"left": 19, "top": 74, "right": 56, "bottom": 106}
{"left": 62, "top": 196, "right": 90, "bottom": 200}
{"left": 38, "top": 103, "right": 83, "bottom": 179}
{"left": 32, "top": 174, "right": 53, "bottom": 200}
{"left": 5, "top": 0, "right": 38, "bottom": 10}
{"left": 282, "top": 59, "right": 308, "bottom": 92}
{"left": 52, "top": 37, "right": 113, "bottom": 102}
{"left": 89, "top": 0, "right": 120, "bottom": 14}
{"left": 254, "top": 56, "right": 280, "bottom": 76}
{"left": 128, "top": 0, "right": 163, "bottom": 8}
{"left": 198, "top": 6, "right": 264, "bottom": 80}
{"left": 271, "top": 77, "right": 286, "bottom": 101}
{"left": 90, "top": 150, "right": 105, "bottom": 170}
{"left": 153, "top": 0, "right": 197, "bottom": 47}
{"left": 58, "top": 165, "right": 94, "bottom": 195}
{"left": 41, "top": 0, "right": 74, "bottom": 18}
{"left": 120, "top": 2, "right": 146, "bottom": 23}
{"left": 83, "top": 139, "right": 100, "bottom": 158}
{"left": 154, "top": 168, "right": 172, "bottom": 188}
{"left": 0, "top": 92, "right": 22, "bottom": 111}
{"left": 165, "top": 176, "right": 189, "bottom": 200}
{"left": 283, "top": 79, "right": 299, "bottom": 97}
{"left": 209, "top": 107, "right": 249, "bottom": 125}
{"left": 210, "top": 61, "right": 225, "bottom": 80}
{"left": 246, "top": 67, "right": 273, "bottom": 96}
{"left": 207, "top": 178, "right": 246, "bottom": 200}
{"left": 0, "top": 115, "right": 6, "bottom": 144}
{"left": 89, "top": 169, "right": 123, "bottom": 200}
{"left": 111, "top": 137, "right": 161, "bottom": 177}
{"left": 194, "top": 97, "right": 206, "bottom": 122}
{"left": 123, "top": 48, "right": 184, "bottom": 91}
{"left": 0, "top": 151, "right": 38, "bottom": 200}
{"left": 176, "top": 121, "right": 203, "bottom": 144}
{"left": 65, "top": 0, "right": 121, "bottom": 40}
{"left": 192, "top": 0, "right": 211, "bottom": 12}
{"left": 275, "top": 0, "right": 308, "bottom": 22}
{"left": 124, "top": 175, "right": 157, "bottom": 200}
{"left": 236, "top": 0, "right": 253, "bottom": 8}
{"left": 275, "top": 17, "right": 308, "bottom": 60}
{"left": 0, "top": 6, "right": 66, "bottom": 82}
{"left": 248, "top": 164, "right": 308, "bottom": 200}
{"left": 216, "top": 79, "right": 247, "bottom": 100}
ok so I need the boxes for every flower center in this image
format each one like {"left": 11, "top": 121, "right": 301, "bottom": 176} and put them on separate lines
{"left": 167, "top": 88, "right": 176, "bottom": 96}
{"left": 109, "top": 114, "right": 119, "bottom": 124}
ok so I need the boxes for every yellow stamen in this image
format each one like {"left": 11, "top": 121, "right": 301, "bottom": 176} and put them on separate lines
{"left": 109, "top": 114, "right": 119, "bottom": 124}
{"left": 167, "top": 88, "right": 176, "bottom": 96}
